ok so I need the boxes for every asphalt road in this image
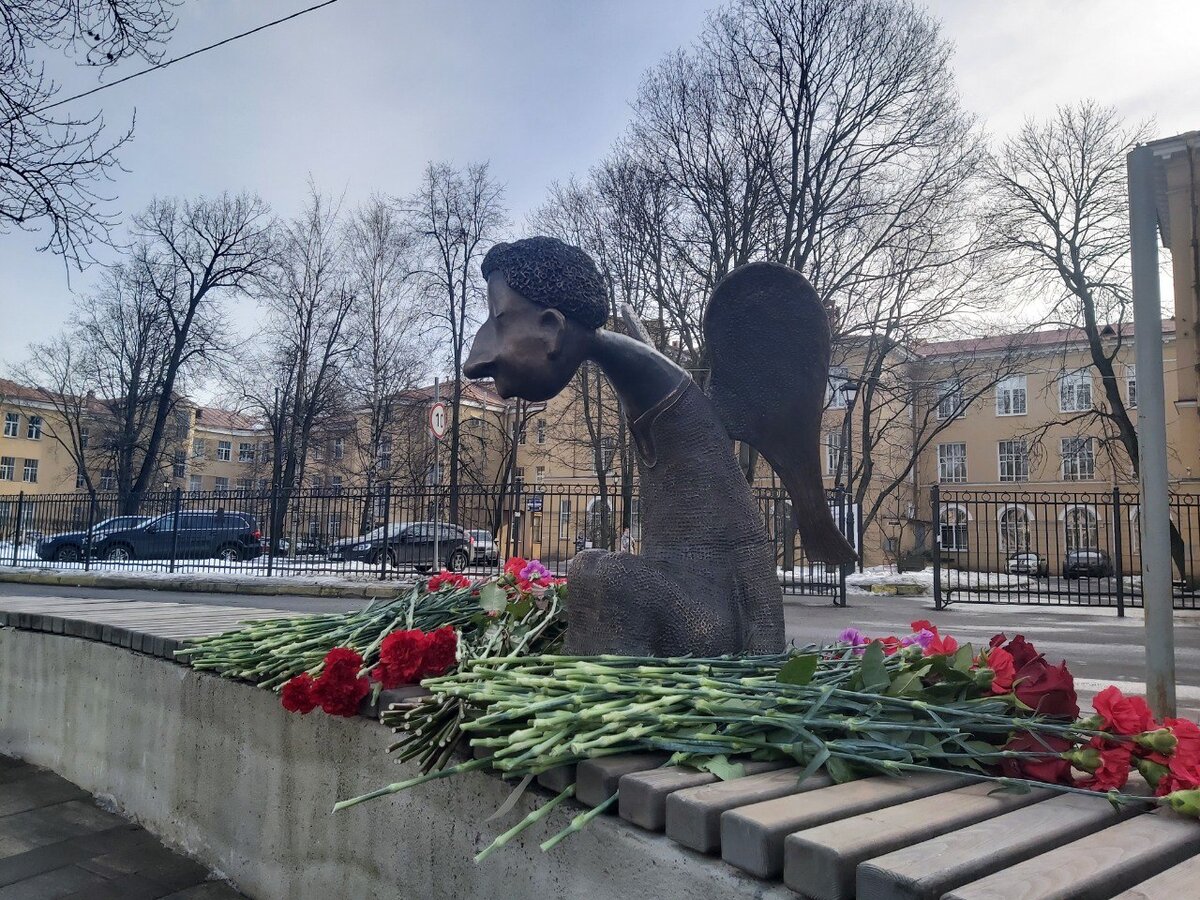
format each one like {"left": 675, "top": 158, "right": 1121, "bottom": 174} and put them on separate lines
{"left": 3, "top": 581, "right": 1199, "bottom": 703}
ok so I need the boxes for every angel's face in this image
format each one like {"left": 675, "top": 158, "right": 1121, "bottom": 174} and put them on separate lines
{"left": 464, "top": 273, "right": 590, "bottom": 402}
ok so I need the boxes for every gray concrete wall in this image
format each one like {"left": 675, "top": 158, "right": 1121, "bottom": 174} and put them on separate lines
{"left": 0, "top": 628, "right": 789, "bottom": 900}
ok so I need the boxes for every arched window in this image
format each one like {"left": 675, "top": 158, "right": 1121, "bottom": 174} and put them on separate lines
{"left": 585, "top": 496, "right": 615, "bottom": 546}
{"left": 940, "top": 506, "right": 968, "bottom": 551}
{"left": 1064, "top": 507, "right": 1099, "bottom": 552}
{"left": 999, "top": 507, "right": 1031, "bottom": 554}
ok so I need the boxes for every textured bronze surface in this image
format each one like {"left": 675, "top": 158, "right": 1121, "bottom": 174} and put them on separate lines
{"left": 464, "top": 237, "right": 853, "bottom": 656}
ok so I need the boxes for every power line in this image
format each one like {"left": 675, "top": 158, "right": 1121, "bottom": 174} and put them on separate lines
{"left": 28, "top": 0, "right": 347, "bottom": 119}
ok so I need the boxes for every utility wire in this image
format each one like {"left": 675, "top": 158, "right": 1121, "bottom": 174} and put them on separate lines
{"left": 27, "top": 0, "right": 346, "bottom": 119}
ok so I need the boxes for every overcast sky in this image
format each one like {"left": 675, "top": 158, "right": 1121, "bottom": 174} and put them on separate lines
{"left": 2, "top": 0, "right": 1198, "bottom": 366}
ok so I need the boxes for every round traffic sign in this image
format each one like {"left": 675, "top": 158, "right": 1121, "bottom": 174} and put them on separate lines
{"left": 430, "top": 402, "right": 448, "bottom": 439}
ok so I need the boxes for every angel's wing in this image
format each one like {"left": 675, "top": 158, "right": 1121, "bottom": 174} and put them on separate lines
{"left": 703, "top": 262, "right": 856, "bottom": 565}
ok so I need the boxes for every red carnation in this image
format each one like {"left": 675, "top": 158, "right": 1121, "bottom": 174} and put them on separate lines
{"left": 1152, "top": 718, "right": 1200, "bottom": 796}
{"left": 984, "top": 646, "right": 1016, "bottom": 694}
{"left": 1165, "top": 717, "right": 1200, "bottom": 764}
{"left": 879, "top": 636, "right": 901, "bottom": 656}
{"left": 1092, "top": 686, "right": 1156, "bottom": 736}
{"left": 281, "top": 673, "right": 318, "bottom": 714}
{"left": 504, "top": 557, "right": 528, "bottom": 578}
{"left": 911, "top": 619, "right": 937, "bottom": 634}
{"left": 925, "top": 632, "right": 959, "bottom": 656}
{"left": 420, "top": 626, "right": 458, "bottom": 677}
{"left": 375, "top": 630, "right": 429, "bottom": 688}
{"left": 1077, "top": 740, "right": 1133, "bottom": 792}
{"left": 312, "top": 647, "right": 370, "bottom": 717}
{"left": 1001, "top": 731, "right": 1074, "bottom": 784}
{"left": 1014, "top": 658, "right": 1079, "bottom": 720}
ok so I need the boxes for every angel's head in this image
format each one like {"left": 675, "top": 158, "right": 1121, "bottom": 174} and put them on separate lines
{"left": 464, "top": 236, "right": 606, "bottom": 401}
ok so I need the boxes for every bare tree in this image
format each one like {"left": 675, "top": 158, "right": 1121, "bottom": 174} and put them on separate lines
{"left": 1, "top": 0, "right": 177, "bottom": 265}
{"left": 984, "top": 102, "right": 1189, "bottom": 576}
{"left": 403, "top": 161, "right": 507, "bottom": 523}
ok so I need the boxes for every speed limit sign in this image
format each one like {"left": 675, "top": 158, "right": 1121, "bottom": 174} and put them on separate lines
{"left": 430, "top": 402, "right": 448, "bottom": 439}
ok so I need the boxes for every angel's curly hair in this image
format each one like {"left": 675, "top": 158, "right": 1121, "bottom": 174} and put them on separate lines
{"left": 481, "top": 236, "right": 608, "bottom": 330}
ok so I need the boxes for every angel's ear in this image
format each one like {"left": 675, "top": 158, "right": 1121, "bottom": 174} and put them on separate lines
{"left": 538, "top": 307, "right": 568, "bottom": 359}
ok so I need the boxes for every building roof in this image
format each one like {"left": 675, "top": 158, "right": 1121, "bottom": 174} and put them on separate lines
{"left": 192, "top": 406, "right": 261, "bottom": 433}
{"left": 915, "top": 319, "right": 1175, "bottom": 359}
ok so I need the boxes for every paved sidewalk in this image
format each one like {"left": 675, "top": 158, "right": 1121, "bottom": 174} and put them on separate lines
{"left": 0, "top": 755, "right": 246, "bottom": 899}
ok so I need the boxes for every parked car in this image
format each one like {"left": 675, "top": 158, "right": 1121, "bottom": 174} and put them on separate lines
{"left": 268, "top": 536, "right": 325, "bottom": 556}
{"left": 327, "top": 521, "right": 473, "bottom": 572}
{"left": 35, "top": 516, "right": 151, "bottom": 563}
{"left": 93, "top": 510, "right": 263, "bottom": 563}
{"left": 468, "top": 529, "right": 499, "bottom": 566}
{"left": 1006, "top": 552, "right": 1048, "bottom": 577}
{"left": 1062, "top": 549, "right": 1114, "bottom": 578}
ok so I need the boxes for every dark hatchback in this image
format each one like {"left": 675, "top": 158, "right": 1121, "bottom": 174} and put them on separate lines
{"left": 1062, "top": 549, "right": 1114, "bottom": 578}
{"left": 327, "top": 521, "right": 473, "bottom": 572}
{"left": 35, "top": 515, "right": 151, "bottom": 563}
{"left": 93, "top": 510, "right": 264, "bottom": 563}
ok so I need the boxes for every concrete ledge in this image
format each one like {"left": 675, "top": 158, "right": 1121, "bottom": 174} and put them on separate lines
{"left": 0, "top": 628, "right": 792, "bottom": 900}
{"left": 0, "top": 568, "right": 407, "bottom": 600}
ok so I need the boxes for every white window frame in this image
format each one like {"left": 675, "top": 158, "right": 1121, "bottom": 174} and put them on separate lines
{"left": 22, "top": 458, "right": 38, "bottom": 483}
{"left": 238, "top": 442, "right": 255, "bottom": 462}
{"left": 998, "top": 505, "right": 1032, "bottom": 554}
{"left": 1059, "top": 369, "right": 1093, "bottom": 413}
{"left": 192, "top": 438, "right": 205, "bottom": 458}
{"left": 216, "top": 440, "right": 232, "bottom": 462}
{"left": 1126, "top": 364, "right": 1137, "bottom": 408}
{"left": 26, "top": 416, "right": 41, "bottom": 440}
{"left": 535, "top": 465, "right": 546, "bottom": 484}
{"left": 997, "top": 439, "right": 1029, "bottom": 483}
{"left": 2, "top": 413, "right": 18, "bottom": 438}
{"left": 994, "top": 375, "right": 1027, "bottom": 416}
{"left": 188, "top": 474, "right": 203, "bottom": 494}
{"left": 825, "top": 431, "right": 842, "bottom": 476}
{"left": 214, "top": 476, "right": 230, "bottom": 493}
{"left": 1063, "top": 505, "right": 1100, "bottom": 552}
{"left": 827, "top": 366, "right": 850, "bottom": 409}
{"left": 939, "top": 506, "right": 969, "bottom": 551}
{"left": 333, "top": 437, "right": 344, "bottom": 461}
{"left": 536, "top": 418, "right": 547, "bottom": 445}
{"left": 79, "top": 427, "right": 89, "bottom": 450}
{"left": 937, "top": 442, "right": 967, "bottom": 484}
{"left": 558, "top": 498, "right": 571, "bottom": 540}
{"left": 99, "top": 470, "right": 116, "bottom": 491}
{"left": 0, "top": 457, "right": 14, "bottom": 480}
{"left": 1061, "top": 436, "right": 1096, "bottom": 481}
{"left": 936, "top": 380, "right": 963, "bottom": 420}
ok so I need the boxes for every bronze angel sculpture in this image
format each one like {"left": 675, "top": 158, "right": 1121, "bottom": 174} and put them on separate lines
{"left": 464, "top": 237, "right": 855, "bottom": 657}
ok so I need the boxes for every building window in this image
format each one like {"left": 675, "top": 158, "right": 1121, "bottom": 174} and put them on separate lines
{"left": 601, "top": 436, "right": 617, "bottom": 472}
{"left": 513, "top": 467, "right": 525, "bottom": 487}
{"left": 214, "top": 476, "right": 229, "bottom": 493}
{"left": 1064, "top": 507, "right": 1099, "bottom": 551}
{"left": 217, "top": 440, "right": 232, "bottom": 462}
{"left": 22, "top": 459, "right": 38, "bottom": 483}
{"left": 188, "top": 474, "right": 203, "bottom": 493}
{"left": 1059, "top": 369, "right": 1093, "bottom": 413}
{"left": 827, "top": 366, "right": 850, "bottom": 409}
{"left": 26, "top": 416, "right": 42, "bottom": 440}
{"left": 999, "top": 507, "right": 1031, "bottom": 554}
{"left": 237, "top": 478, "right": 253, "bottom": 492}
{"left": 331, "top": 476, "right": 343, "bottom": 495}
{"left": 998, "top": 439, "right": 1029, "bottom": 482}
{"left": 333, "top": 437, "right": 345, "bottom": 460}
{"left": 936, "top": 380, "right": 963, "bottom": 420}
{"left": 937, "top": 443, "right": 967, "bottom": 483}
{"left": 1126, "top": 365, "right": 1137, "bottom": 408}
{"left": 192, "top": 438, "right": 206, "bottom": 458}
{"left": 1061, "top": 437, "right": 1095, "bottom": 481}
{"left": 79, "top": 427, "right": 90, "bottom": 449}
{"left": 378, "top": 437, "right": 393, "bottom": 469}
{"left": 99, "top": 470, "right": 115, "bottom": 491}
{"left": 518, "top": 422, "right": 528, "bottom": 445}
{"left": 2, "top": 413, "right": 17, "bottom": 438}
{"left": 825, "top": 431, "right": 842, "bottom": 476}
{"left": 239, "top": 442, "right": 255, "bottom": 462}
{"left": 0, "top": 457, "right": 14, "bottom": 480}
{"left": 535, "top": 465, "right": 546, "bottom": 484}
{"left": 536, "top": 419, "right": 547, "bottom": 445}
{"left": 76, "top": 469, "right": 86, "bottom": 490}
{"left": 531, "top": 514, "right": 543, "bottom": 544}
{"left": 939, "top": 507, "right": 968, "bottom": 551}
{"left": 995, "top": 375, "right": 1027, "bottom": 416}
{"left": 558, "top": 498, "right": 571, "bottom": 540}
{"left": 173, "top": 449, "right": 187, "bottom": 479}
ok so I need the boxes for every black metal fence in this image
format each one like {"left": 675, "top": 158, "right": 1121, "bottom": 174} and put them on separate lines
{"left": 932, "top": 486, "right": 1200, "bottom": 613}
{"left": 0, "top": 483, "right": 850, "bottom": 600}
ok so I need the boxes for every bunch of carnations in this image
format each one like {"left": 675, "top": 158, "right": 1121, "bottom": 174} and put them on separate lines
{"left": 427, "top": 570, "right": 473, "bottom": 592}
{"left": 500, "top": 557, "right": 564, "bottom": 596}
{"left": 281, "top": 647, "right": 371, "bottom": 717}
{"left": 373, "top": 626, "right": 459, "bottom": 688}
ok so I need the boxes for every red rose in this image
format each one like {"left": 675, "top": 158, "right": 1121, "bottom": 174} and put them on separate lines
{"left": 281, "top": 673, "right": 318, "bottom": 713}
{"left": 420, "top": 626, "right": 458, "bottom": 677}
{"left": 1077, "top": 740, "right": 1133, "bottom": 792}
{"left": 1092, "top": 686, "right": 1156, "bottom": 736}
{"left": 375, "top": 630, "right": 429, "bottom": 688}
{"left": 984, "top": 646, "right": 1016, "bottom": 694}
{"left": 1001, "top": 731, "right": 1074, "bottom": 784}
{"left": 992, "top": 634, "right": 1039, "bottom": 669}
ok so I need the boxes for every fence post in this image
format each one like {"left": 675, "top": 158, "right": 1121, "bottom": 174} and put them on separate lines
{"left": 931, "top": 485, "right": 943, "bottom": 611}
{"left": 379, "top": 481, "right": 392, "bottom": 581}
{"left": 266, "top": 482, "right": 279, "bottom": 577}
{"left": 169, "top": 488, "right": 182, "bottom": 574}
{"left": 83, "top": 495, "right": 96, "bottom": 572}
{"left": 1113, "top": 487, "right": 1125, "bottom": 618}
{"left": 11, "top": 492, "right": 24, "bottom": 567}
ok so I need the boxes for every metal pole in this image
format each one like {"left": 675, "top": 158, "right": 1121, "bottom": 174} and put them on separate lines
{"left": 83, "top": 494, "right": 96, "bottom": 572}
{"left": 433, "top": 377, "right": 441, "bottom": 571}
{"left": 1127, "top": 144, "right": 1176, "bottom": 718}
{"left": 12, "top": 491, "right": 24, "bottom": 567}
{"left": 169, "top": 488, "right": 182, "bottom": 574}
{"left": 931, "top": 485, "right": 943, "bottom": 610}
{"left": 1113, "top": 486, "right": 1125, "bottom": 618}
{"left": 379, "top": 481, "right": 391, "bottom": 581}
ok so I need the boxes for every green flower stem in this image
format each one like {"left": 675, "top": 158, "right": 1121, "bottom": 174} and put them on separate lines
{"left": 475, "top": 784, "right": 576, "bottom": 863}
{"left": 539, "top": 791, "right": 620, "bottom": 852}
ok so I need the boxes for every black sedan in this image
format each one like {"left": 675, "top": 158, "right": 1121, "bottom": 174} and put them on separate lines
{"left": 36, "top": 515, "right": 151, "bottom": 563}
{"left": 1062, "top": 549, "right": 1114, "bottom": 578}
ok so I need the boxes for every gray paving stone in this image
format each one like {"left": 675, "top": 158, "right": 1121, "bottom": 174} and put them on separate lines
{"left": 619, "top": 760, "right": 789, "bottom": 832}
{"left": 784, "top": 781, "right": 1053, "bottom": 900}
{"left": 857, "top": 790, "right": 1141, "bottom": 900}
{"left": 575, "top": 753, "right": 669, "bottom": 807}
{"left": 160, "top": 882, "right": 247, "bottom": 900}
{"left": 666, "top": 768, "right": 831, "bottom": 854}
{"left": 0, "top": 862, "right": 103, "bottom": 899}
{"left": 0, "top": 800, "right": 126, "bottom": 857}
{"left": 536, "top": 765, "right": 576, "bottom": 792}
{"left": 722, "top": 771, "right": 969, "bottom": 879}
{"left": 942, "top": 811, "right": 1200, "bottom": 900}
{"left": 1112, "top": 853, "right": 1200, "bottom": 898}
{"left": 0, "top": 774, "right": 88, "bottom": 818}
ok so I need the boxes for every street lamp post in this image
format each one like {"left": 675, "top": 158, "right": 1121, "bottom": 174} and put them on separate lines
{"left": 840, "top": 380, "right": 860, "bottom": 571}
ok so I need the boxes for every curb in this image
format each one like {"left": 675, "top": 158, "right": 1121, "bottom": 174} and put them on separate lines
{"left": 0, "top": 568, "right": 408, "bottom": 601}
